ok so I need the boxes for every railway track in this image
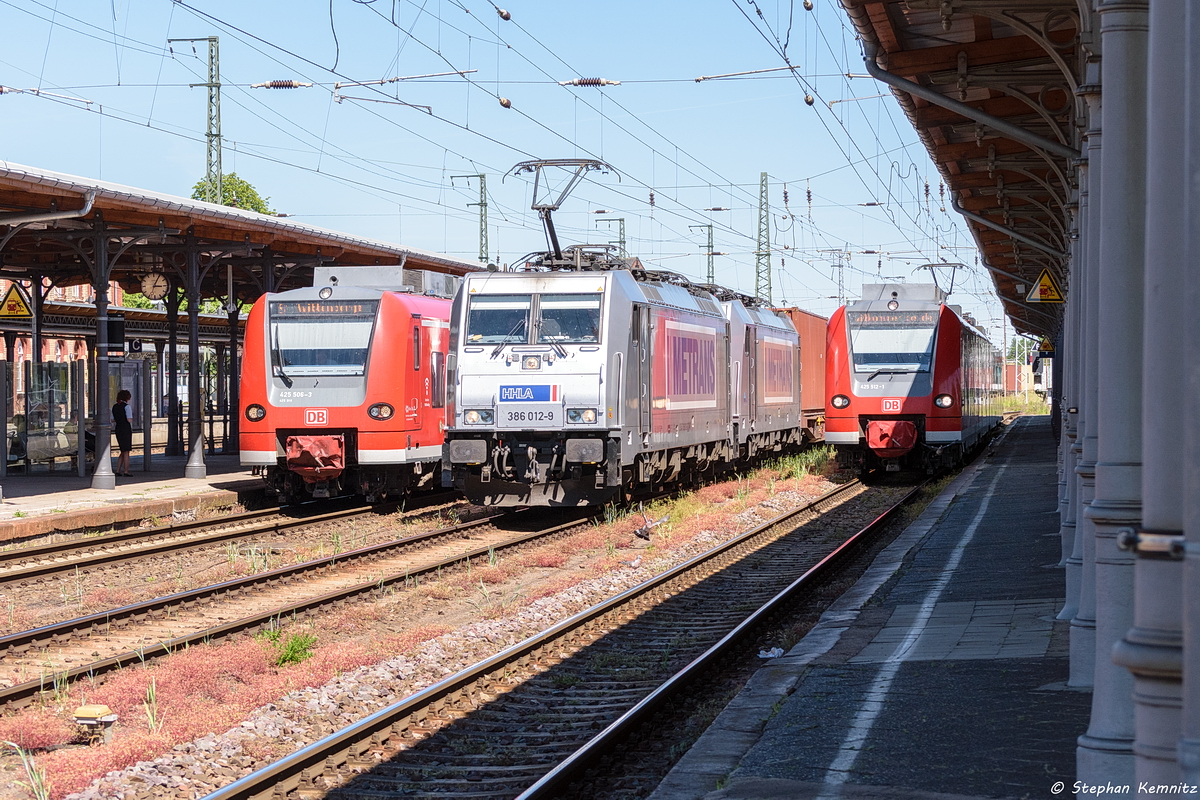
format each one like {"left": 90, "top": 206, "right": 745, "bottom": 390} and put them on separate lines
{"left": 0, "top": 492, "right": 460, "bottom": 586}
{"left": 0, "top": 506, "right": 592, "bottom": 709}
{"left": 200, "top": 478, "right": 921, "bottom": 800}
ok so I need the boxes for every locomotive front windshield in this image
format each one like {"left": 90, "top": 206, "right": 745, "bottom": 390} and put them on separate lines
{"left": 538, "top": 294, "right": 601, "bottom": 343}
{"left": 465, "top": 293, "right": 602, "bottom": 345}
{"left": 847, "top": 309, "right": 938, "bottom": 373}
{"left": 466, "top": 294, "right": 531, "bottom": 344}
{"left": 268, "top": 299, "right": 379, "bottom": 376}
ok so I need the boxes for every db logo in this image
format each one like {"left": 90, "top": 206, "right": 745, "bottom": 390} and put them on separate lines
{"left": 304, "top": 408, "right": 328, "bottom": 426}
{"left": 882, "top": 399, "right": 901, "bottom": 413}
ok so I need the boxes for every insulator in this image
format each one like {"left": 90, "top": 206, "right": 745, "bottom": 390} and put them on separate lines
{"left": 804, "top": 94, "right": 815, "bottom": 106}
{"left": 783, "top": 189, "right": 790, "bottom": 205}
{"left": 803, "top": 0, "right": 814, "bottom": 9}
{"left": 498, "top": 97, "right": 512, "bottom": 108}
{"left": 497, "top": 8, "right": 511, "bottom": 20}
{"left": 560, "top": 77, "right": 620, "bottom": 87}
{"left": 924, "top": 179, "right": 930, "bottom": 199}
{"left": 806, "top": 188, "right": 812, "bottom": 203}
{"left": 649, "top": 191, "right": 655, "bottom": 207}
{"left": 251, "top": 80, "right": 313, "bottom": 89}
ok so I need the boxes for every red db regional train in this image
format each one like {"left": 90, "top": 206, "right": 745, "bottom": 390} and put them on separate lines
{"left": 240, "top": 268, "right": 452, "bottom": 503}
{"left": 825, "top": 283, "right": 1002, "bottom": 474}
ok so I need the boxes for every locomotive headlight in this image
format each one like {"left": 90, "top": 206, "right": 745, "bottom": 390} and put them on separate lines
{"left": 368, "top": 403, "right": 395, "bottom": 420}
{"left": 245, "top": 404, "right": 266, "bottom": 421}
{"left": 464, "top": 409, "right": 494, "bottom": 425}
{"left": 934, "top": 394, "right": 955, "bottom": 408}
{"left": 831, "top": 394, "right": 851, "bottom": 409}
{"left": 567, "top": 408, "right": 597, "bottom": 424}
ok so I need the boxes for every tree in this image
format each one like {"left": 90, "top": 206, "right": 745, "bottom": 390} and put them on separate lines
{"left": 1007, "top": 336, "right": 1037, "bottom": 364}
{"left": 191, "top": 173, "right": 274, "bottom": 215}
{"left": 121, "top": 292, "right": 156, "bottom": 309}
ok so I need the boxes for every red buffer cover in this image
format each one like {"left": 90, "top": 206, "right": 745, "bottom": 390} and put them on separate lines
{"left": 286, "top": 435, "right": 345, "bottom": 482}
{"left": 866, "top": 420, "right": 917, "bottom": 458}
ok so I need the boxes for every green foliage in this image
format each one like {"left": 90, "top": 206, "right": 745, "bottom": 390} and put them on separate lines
{"left": 122, "top": 289, "right": 239, "bottom": 315}
{"left": 191, "top": 172, "right": 274, "bottom": 215}
{"left": 1006, "top": 336, "right": 1037, "bottom": 362}
{"left": 258, "top": 630, "right": 317, "bottom": 667}
{"left": 4, "top": 741, "right": 50, "bottom": 800}
{"left": 769, "top": 445, "right": 836, "bottom": 480}
{"left": 121, "top": 292, "right": 156, "bottom": 309}
{"left": 1000, "top": 393, "right": 1051, "bottom": 415}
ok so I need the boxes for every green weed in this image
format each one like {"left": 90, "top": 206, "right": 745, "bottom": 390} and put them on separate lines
{"left": 4, "top": 741, "right": 50, "bottom": 800}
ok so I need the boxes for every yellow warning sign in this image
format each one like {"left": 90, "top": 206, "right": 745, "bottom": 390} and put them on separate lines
{"left": 1027, "top": 269, "right": 1065, "bottom": 303}
{"left": 1039, "top": 338, "right": 1055, "bottom": 354}
{"left": 0, "top": 284, "right": 32, "bottom": 318}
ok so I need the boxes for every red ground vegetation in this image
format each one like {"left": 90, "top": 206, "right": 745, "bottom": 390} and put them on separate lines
{"left": 4, "top": 623, "right": 450, "bottom": 799}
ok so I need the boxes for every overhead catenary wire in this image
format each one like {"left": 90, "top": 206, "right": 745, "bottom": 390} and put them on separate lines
{"left": 0, "top": 1, "right": 992, "bottom": 310}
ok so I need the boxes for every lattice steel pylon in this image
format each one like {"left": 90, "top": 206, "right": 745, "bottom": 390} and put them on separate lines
{"left": 756, "top": 172, "right": 771, "bottom": 303}
{"left": 598, "top": 217, "right": 626, "bottom": 257}
{"left": 170, "top": 36, "right": 222, "bottom": 204}
{"left": 690, "top": 224, "right": 715, "bottom": 284}
{"left": 452, "top": 174, "right": 489, "bottom": 263}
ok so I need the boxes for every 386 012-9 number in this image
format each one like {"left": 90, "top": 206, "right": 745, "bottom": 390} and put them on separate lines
{"left": 505, "top": 409, "right": 556, "bottom": 423}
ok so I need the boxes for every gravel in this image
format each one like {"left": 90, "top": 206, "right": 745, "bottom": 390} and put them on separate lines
{"left": 64, "top": 485, "right": 831, "bottom": 800}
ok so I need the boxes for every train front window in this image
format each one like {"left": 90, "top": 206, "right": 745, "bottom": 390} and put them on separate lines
{"left": 847, "top": 309, "right": 937, "bottom": 372}
{"left": 538, "top": 294, "right": 601, "bottom": 343}
{"left": 465, "top": 294, "right": 532, "bottom": 344}
{"left": 268, "top": 299, "right": 379, "bottom": 377}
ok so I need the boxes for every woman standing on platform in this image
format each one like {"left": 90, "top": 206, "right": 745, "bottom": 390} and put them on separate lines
{"left": 113, "top": 389, "right": 133, "bottom": 477}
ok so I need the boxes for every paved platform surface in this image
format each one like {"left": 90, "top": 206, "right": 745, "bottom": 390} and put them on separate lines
{"left": 651, "top": 415, "right": 1088, "bottom": 800}
{"left": 0, "top": 451, "right": 264, "bottom": 541}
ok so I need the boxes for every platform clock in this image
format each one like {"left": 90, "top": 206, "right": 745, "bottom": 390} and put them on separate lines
{"left": 140, "top": 272, "right": 169, "bottom": 301}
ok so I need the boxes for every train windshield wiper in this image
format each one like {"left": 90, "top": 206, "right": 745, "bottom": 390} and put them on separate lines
{"left": 865, "top": 368, "right": 909, "bottom": 381}
{"left": 272, "top": 325, "right": 294, "bottom": 388}
{"left": 491, "top": 319, "right": 528, "bottom": 358}
{"left": 538, "top": 319, "right": 568, "bottom": 358}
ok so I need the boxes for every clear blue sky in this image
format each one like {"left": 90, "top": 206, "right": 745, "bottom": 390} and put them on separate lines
{"left": 0, "top": 0, "right": 1010, "bottom": 342}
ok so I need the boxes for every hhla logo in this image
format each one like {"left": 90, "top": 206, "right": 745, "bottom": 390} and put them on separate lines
{"left": 305, "top": 409, "right": 328, "bottom": 425}
{"left": 499, "top": 385, "right": 557, "bottom": 402}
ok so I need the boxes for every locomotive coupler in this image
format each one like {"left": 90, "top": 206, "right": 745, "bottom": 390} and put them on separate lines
{"left": 524, "top": 445, "right": 542, "bottom": 484}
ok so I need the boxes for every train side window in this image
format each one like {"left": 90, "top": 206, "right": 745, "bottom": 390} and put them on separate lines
{"left": 431, "top": 351, "right": 446, "bottom": 408}
{"left": 413, "top": 327, "right": 421, "bottom": 371}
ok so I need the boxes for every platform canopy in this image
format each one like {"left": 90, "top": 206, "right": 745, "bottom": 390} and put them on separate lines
{"left": 0, "top": 161, "right": 482, "bottom": 303}
{"left": 839, "top": 0, "right": 1076, "bottom": 339}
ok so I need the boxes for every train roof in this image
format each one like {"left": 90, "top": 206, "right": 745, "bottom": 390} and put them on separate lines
{"left": 313, "top": 265, "right": 460, "bottom": 299}
{"left": 262, "top": 282, "right": 451, "bottom": 316}
{"left": 857, "top": 283, "right": 947, "bottom": 304}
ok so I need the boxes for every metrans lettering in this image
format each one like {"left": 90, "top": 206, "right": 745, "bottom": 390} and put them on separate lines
{"left": 668, "top": 334, "right": 716, "bottom": 396}
{"left": 764, "top": 344, "right": 794, "bottom": 396}
{"left": 499, "top": 385, "right": 558, "bottom": 402}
